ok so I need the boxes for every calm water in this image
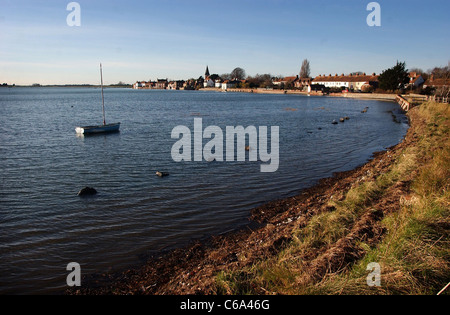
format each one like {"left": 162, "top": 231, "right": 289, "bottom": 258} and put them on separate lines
{"left": 0, "top": 88, "right": 408, "bottom": 294}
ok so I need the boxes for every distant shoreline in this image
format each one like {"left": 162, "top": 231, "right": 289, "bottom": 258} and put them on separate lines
{"left": 3, "top": 85, "right": 418, "bottom": 104}
{"left": 0, "top": 85, "right": 131, "bottom": 88}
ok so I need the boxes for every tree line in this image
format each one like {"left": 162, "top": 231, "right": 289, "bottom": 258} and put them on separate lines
{"left": 224, "top": 59, "right": 448, "bottom": 96}
{"left": 379, "top": 61, "right": 449, "bottom": 97}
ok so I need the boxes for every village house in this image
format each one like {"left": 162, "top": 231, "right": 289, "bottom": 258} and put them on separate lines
{"left": 167, "top": 80, "right": 185, "bottom": 90}
{"left": 133, "top": 79, "right": 169, "bottom": 90}
{"left": 312, "top": 73, "right": 379, "bottom": 91}
{"left": 203, "top": 77, "right": 215, "bottom": 88}
{"left": 408, "top": 72, "right": 425, "bottom": 89}
{"left": 294, "top": 76, "right": 312, "bottom": 89}
{"left": 272, "top": 76, "right": 298, "bottom": 86}
{"left": 423, "top": 75, "right": 450, "bottom": 89}
{"left": 221, "top": 80, "right": 240, "bottom": 90}
{"left": 133, "top": 81, "right": 155, "bottom": 89}
{"left": 154, "top": 79, "right": 167, "bottom": 89}
{"left": 215, "top": 79, "right": 223, "bottom": 89}
{"left": 272, "top": 75, "right": 311, "bottom": 90}
{"left": 133, "top": 81, "right": 146, "bottom": 89}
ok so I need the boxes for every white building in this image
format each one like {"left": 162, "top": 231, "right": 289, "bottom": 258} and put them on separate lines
{"left": 133, "top": 81, "right": 145, "bottom": 89}
{"left": 222, "top": 80, "right": 236, "bottom": 90}
{"left": 204, "top": 77, "right": 215, "bottom": 88}
{"left": 312, "top": 73, "right": 379, "bottom": 91}
{"left": 408, "top": 72, "right": 425, "bottom": 88}
{"left": 215, "top": 79, "right": 223, "bottom": 89}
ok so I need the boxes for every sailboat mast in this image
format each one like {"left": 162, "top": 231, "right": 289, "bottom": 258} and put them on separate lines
{"left": 100, "top": 63, "right": 106, "bottom": 126}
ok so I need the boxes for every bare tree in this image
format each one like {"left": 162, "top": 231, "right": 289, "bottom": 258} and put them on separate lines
{"left": 429, "top": 62, "right": 450, "bottom": 79}
{"left": 300, "top": 59, "right": 311, "bottom": 78}
{"left": 221, "top": 73, "right": 232, "bottom": 81}
{"left": 435, "top": 86, "right": 450, "bottom": 98}
{"left": 430, "top": 61, "right": 450, "bottom": 98}
{"left": 231, "top": 67, "right": 246, "bottom": 81}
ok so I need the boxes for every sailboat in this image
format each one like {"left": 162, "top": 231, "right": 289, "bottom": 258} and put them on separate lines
{"left": 75, "top": 63, "right": 121, "bottom": 135}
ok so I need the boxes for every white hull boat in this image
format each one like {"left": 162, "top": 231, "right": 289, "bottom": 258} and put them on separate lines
{"left": 76, "top": 63, "right": 120, "bottom": 135}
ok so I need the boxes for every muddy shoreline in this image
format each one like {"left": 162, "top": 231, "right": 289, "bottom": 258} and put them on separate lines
{"left": 69, "top": 109, "right": 415, "bottom": 296}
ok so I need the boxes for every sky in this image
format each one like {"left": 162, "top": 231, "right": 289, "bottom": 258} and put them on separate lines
{"left": 0, "top": 0, "right": 449, "bottom": 85}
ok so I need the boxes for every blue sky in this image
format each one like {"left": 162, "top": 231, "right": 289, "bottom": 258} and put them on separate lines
{"left": 0, "top": 0, "right": 449, "bottom": 85}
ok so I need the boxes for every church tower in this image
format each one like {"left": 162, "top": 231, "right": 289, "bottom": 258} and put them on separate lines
{"left": 205, "top": 66, "right": 210, "bottom": 78}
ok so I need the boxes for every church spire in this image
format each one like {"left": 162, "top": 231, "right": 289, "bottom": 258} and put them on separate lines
{"left": 205, "top": 66, "right": 210, "bottom": 78}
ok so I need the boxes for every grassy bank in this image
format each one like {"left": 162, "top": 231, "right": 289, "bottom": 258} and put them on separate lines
{"left": 215, "top": 101, "right": 449, "bottom": 295}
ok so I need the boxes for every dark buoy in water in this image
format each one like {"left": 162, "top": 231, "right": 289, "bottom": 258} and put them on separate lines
{"left": 156, "top": 171, "right": 169, "bottom": 178}
{"left": 332, "top": 120, "right": 338, "bottom": 125}
{"left": 78, "top": 187, "right": 97, "bottom": 197}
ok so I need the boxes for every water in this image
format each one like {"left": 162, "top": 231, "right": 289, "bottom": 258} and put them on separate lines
{"left": 0, "top": 87, "right": 409, "bottom": 294}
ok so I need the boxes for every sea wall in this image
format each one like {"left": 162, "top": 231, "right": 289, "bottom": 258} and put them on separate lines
{"left": 222, "top": 87, "right": 398, "bottom": 101}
